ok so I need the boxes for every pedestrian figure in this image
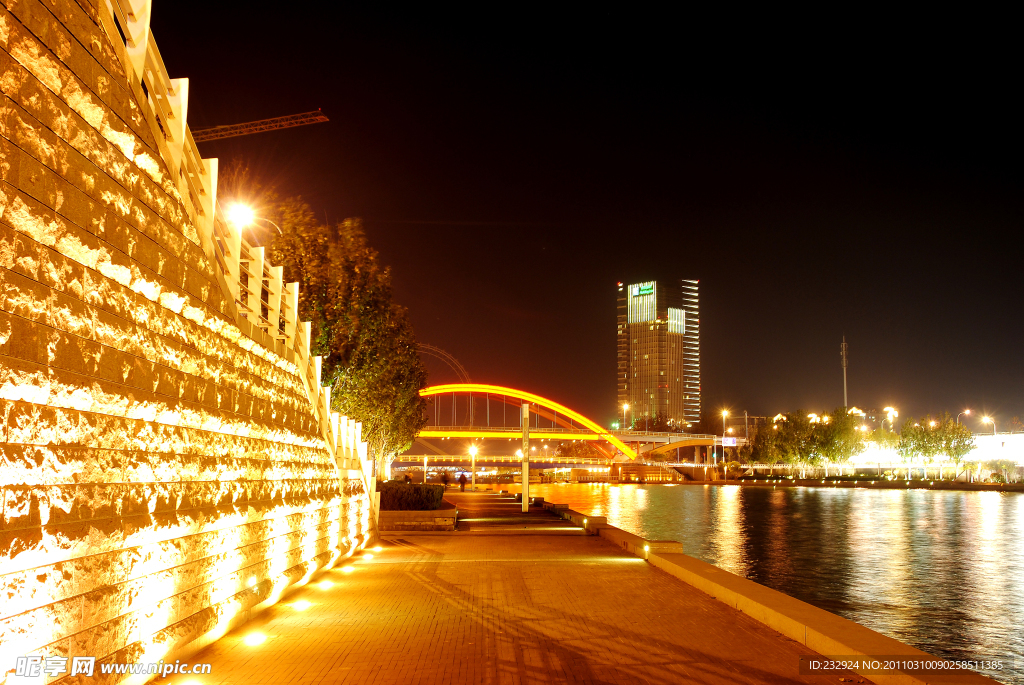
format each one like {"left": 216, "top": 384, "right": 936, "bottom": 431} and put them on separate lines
{"left": 404, "top": 473, "right": 411, "bottom": 484}
{"left": 459, "top": 473, "right": 468, "bottom": 491}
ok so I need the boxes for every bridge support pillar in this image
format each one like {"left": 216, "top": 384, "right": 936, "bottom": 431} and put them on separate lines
{"left": 522, "top": 403, "right": 530, "bottom": 513}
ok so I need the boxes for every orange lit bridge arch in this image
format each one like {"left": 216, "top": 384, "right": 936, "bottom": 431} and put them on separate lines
{"left": 418, "top": 383, "right": 638, "bottom": 459}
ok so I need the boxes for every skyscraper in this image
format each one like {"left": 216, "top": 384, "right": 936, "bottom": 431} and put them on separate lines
{"left": 616, "top": 280, "right": 700, "bottom": 428}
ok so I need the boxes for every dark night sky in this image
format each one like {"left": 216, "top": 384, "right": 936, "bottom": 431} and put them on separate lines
{"left": 152, "top": 5, "right": 1021, "bottom": 426}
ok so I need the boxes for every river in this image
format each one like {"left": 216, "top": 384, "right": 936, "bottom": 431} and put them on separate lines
{"left": 523, "top": 483, "right": 1023, "bottom": 684}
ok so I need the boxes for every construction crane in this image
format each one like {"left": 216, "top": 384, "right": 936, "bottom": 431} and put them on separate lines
{"left": 191, "top": 110, "right": 329, "bottom": 143}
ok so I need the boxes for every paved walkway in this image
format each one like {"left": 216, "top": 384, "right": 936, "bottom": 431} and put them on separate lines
{"left": 167, "top": 492, "right": 869, "bottom": 684}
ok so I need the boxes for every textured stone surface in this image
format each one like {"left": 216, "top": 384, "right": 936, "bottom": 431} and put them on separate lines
{"left": 0, "top": 2, "right": 371, "bottom": 683}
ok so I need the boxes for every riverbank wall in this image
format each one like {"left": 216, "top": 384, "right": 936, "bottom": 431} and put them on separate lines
{"left": 713, "top": 478, "right": 1024, "bottom": 493}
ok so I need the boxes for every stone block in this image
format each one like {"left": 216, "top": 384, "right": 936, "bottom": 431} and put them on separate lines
{"left": 0, "top": 308, "right": 47, "bottom": 363}
{"left": 0, "top": 256, "right": 54, "bottom": 323}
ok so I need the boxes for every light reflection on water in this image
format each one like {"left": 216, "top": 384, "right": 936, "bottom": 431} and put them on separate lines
{"left": 528, "top": 483, "right": 1024, "bottom": 684}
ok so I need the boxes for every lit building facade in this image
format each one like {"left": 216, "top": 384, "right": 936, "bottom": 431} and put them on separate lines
{"left": 616, "top": 280, "right": 700, "bottom": 428}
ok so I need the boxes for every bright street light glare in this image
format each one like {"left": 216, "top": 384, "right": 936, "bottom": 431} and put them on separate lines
{"left": 227, "top": 203, "right": 255, "bottom": 227}
{"left": 982, "top": 417, "right": 992, "bottom": 423}
{"left": 468, "top": 445, "right": 478, "bottom": 456}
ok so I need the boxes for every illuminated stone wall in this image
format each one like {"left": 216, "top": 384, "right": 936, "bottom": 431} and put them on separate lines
{"left": 0, "top": 0, "right": 373, "bottom": 681}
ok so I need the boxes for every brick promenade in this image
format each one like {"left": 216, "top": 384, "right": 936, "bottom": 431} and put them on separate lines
{"left": 166, "top": 492, "right": 868, "bottom": 684}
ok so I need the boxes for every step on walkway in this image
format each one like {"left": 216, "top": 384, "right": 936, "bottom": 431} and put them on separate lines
{"left": 166, "top": 492, "right": 869, "bottom": 684}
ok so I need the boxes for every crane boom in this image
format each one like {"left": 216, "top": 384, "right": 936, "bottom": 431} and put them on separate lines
{"left": 191, "top": 110, "right": 329, "bottom": 143}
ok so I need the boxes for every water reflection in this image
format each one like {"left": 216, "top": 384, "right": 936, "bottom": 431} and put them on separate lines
{"left": 528, "top": 484, "right": 1024, "bottom": 684}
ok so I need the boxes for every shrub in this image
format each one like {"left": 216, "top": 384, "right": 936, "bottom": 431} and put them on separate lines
{"left": 378, "top": 482, "right": 445, "bottom": 511}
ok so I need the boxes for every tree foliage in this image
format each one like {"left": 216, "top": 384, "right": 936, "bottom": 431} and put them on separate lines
{"left": 265, "top": 199, "right": 428, "bottom": 467}
{"left": 750, "top": 422, "right": 784, "bottom": 465}
{"left": 555, "top": 441, "right": 604, "bottom": 461}
{"left": 749, "top": 408, "right": 865, "bottom": 466}
{"left": 898, "top": 413, "right": 975, "bottom": 466}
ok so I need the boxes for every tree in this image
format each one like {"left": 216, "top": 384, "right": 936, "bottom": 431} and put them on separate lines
{"left": 1007, "top": 416, "right": 1024, "bottom": 434}
{"left": 649, "top": 412, "right": 675, "bottom": 433}
{"left": 750, "top": 422, "right": 784, "bottom": 472}
{"left": 776, "top": 411, "right": 815, "bottom": 473}
{"left": 898, "top": 417, "right": 942, "bottom": 478}
{"left": 266, "top": 203, "right": 428, "bottom": 473}
{"left": 813, "top": 407, "right": 866, "bottom": 471}
{"left": 870, "top": 426, "right": 900, "bottom": 452}
{"left": 555, "top": 441, "right": 604, "bottom": 461}
{"left": 938, "top": 414, "right": 975, "bottom": 477}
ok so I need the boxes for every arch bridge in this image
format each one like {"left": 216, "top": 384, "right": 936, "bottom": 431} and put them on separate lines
{"left": 415, "top": 384, "right": 716, "bottom": 461}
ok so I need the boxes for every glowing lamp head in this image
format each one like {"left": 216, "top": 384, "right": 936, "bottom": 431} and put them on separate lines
{"left": 982, "top": 416, "right": 992, "bottom": 424}
{"left": 964, "top": 409, "right": 971, "bottom": 415}
{"left": 227, "top": 203, "right": 256, "bottom": 228}
{"left": 929, "top": 421, "right": 936, "bottom": 428}
{"left": 623, "top": 403, "right": 629, "bottom": 410}
{"left": 469, "top": 445, "right": 478, "bottom": 457}
{"left": 722, "top": 410, "right": 729, "bottom": 418}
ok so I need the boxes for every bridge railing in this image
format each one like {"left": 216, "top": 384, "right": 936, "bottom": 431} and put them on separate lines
{"left": 619, "top": 431, "right": 718, "bottom": 439}
{"left": 421, "top": 425, "right": 596, "bottom": 434}
{"left": 396, "top": 455, "right": 611, "bottom": 465}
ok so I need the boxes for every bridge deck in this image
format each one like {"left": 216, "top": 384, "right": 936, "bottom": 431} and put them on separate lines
{"left": 162, "top": 492, "right": 869, "bottom": 684}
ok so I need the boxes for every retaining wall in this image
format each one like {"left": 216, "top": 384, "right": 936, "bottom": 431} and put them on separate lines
{"left": 0, "top": 1, "right": 372, "bottom": 683}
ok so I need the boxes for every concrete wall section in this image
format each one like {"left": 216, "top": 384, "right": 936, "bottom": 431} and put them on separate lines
{"left": 0, "top": 1, "right": 372, "bottom": 682}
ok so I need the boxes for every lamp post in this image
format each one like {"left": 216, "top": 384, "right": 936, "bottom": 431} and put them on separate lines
{"left": 719, "top": 410, "right": 729, "bottom": 471}
{"left": 469, "top": 445, "right": 477, "bottom": 492}
{"left": 982, "top": 416, "right": 996, "bottom": 435}
{"left": 227, "top": 204, "right": 284, "bottom": 244}
{"left": 622, "top": 403, "right": 630, "bottom": 431}
{"left": 957, "top": 409, "right": 971, "bottom": 424}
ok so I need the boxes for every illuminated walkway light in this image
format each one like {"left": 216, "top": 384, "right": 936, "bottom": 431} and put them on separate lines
{"left": 244, "top": 632, "right": 267, "bottom": 646}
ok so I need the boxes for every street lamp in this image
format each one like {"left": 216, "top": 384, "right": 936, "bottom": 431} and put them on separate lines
{"left": 957, "top": 409, "right": 971, "bottom": 424}
{"left": 468, "top": 445, "right": 477, "bottom": 491}
{"left": 982, "top": 416, "right": 996, "bottom": 435}
{"left": 882, "top": 406, "right": 898, "bottom": 431}
{"left": 622, "top": 403, "right": 630, "bottom": 431}
{"left": 227, "top": 203, "right": 284, "bottom": 245}
{"left": 719, "top": 410, "right": 729, "bottom": 471}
